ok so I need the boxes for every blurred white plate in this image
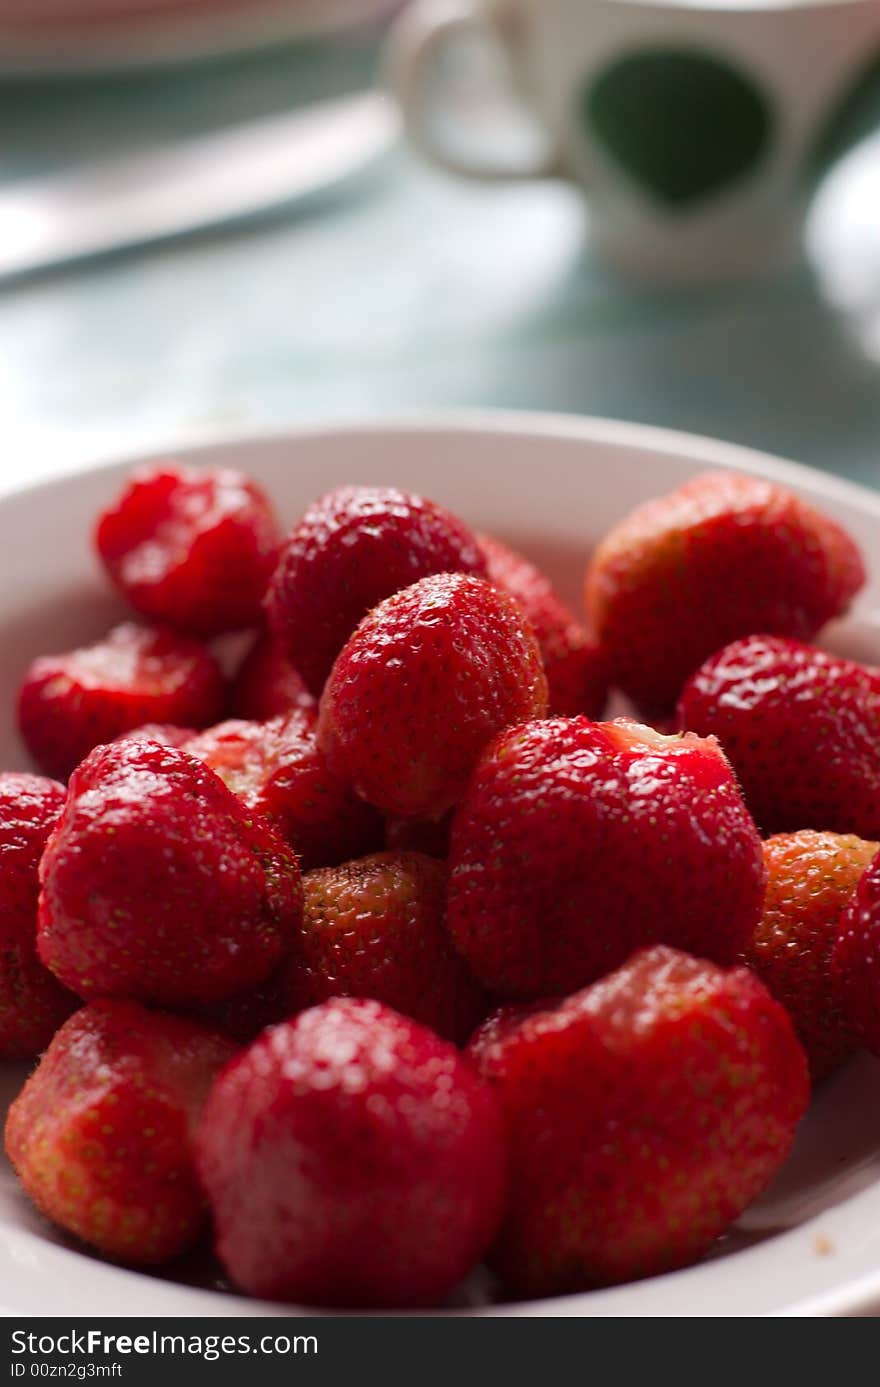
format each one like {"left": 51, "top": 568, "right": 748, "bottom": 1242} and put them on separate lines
{"left": 0, "top": 0, "right": 399, "bottom": 76}
{"left": 3, "top": 412, "right": 880, "bottom": 1318}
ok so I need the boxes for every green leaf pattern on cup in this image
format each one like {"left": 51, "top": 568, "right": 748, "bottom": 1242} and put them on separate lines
{"left": 583, "top": 49, "right": 773, "bottom": 208}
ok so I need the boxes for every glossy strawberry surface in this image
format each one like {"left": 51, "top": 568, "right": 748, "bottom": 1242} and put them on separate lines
{"left": 478, "top": 534, "right": 608, "bottom": 718}
{"left": 184, "top": 711, "right": 383, "bottom": 872}
{"left": 287, "top": 852, "right": 487, "bottom": 1043}
{"left": 0, "top": 773, "right": 76, "bottom": 1057}
{"left": 95, "top": 465, "right": 281, "bottom": 636}
{"left": 586, "top": 471, "right": 864, "bottom": 710}
{"left": 196, "top": 998, "right": 507, "bottom": 1307}
{"left": 678, "top": 635, "right": 880, "bottom": 836}
{"left": 448, "top": 717, "right": 765, "bottom": 997}
{"left": 38, "top": 739, "right": 302, "bottom": 1007}
{"left": 18, "top": 621, "right": 224, "bottom": 780}
{"left": 266, "top": 486, "right": 487, "bottom": 695}
{"left": 470, "top": 946, "right": 809, "bottom": 1294}
{"left": 318, "top": 573, "right": 548, "bottom": 819}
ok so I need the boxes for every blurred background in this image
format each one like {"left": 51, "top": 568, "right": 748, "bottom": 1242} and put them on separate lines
{"left": 2, "top": 0, "right": 880, "bottom": 489}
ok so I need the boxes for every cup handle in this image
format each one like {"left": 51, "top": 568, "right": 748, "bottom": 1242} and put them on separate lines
{"left": 385, "top": 0, "right": 560, "bottom": 181}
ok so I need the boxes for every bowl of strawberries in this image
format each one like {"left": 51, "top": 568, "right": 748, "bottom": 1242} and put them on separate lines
{"left": 2, "top": 411, "right": 880, "bottom": 1318}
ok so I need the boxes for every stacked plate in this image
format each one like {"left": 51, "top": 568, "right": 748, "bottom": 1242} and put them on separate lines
{"left": 0, "top": 0, "right": 399, "bottom": 75}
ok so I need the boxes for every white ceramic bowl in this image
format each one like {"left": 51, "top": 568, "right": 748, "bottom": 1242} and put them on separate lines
{"left": 3, "top": 412, "right": 880, "bottom": 1319}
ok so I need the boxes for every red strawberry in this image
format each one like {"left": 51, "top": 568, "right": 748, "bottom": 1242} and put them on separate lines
{"left": 448, "top": 717, "right": 765, "bottom": 998}
{"left": 470, "top": 946, "right": 808, "bottom": 1294}
{"left": 5, "top": 999, "right": 236, "bottom": 1265}
{"left": 37, "top": 739, "right": 302, "bottom": 1007}
{"left": 286, "top": 852, "right": 487, "bottom": 1044}
{"left": 831, "top": 847, "right": 880, "bottom": 1054}
{"left": 18, "top": 622, "right": 224, "bottom": 780}
{"left": 384, "top": 811, "right": 452, "bottom": 859}
{"left": 184, "top": 711, "right": 382, "bottom": 872}
{"left": 585, "top": 471, "right": 865, "bottom": 711}
{"left": 0, "top": 773, "right": 77, "bottom": 1057}
{"left": 229, "top": 631, "right": 317, "bottom": 721}
{"left": 195, "top": 998, "right": 507, "bottom": 1307}
{"left": 266, "top": 486, "right": 487, "bottom": 695}
{"left": 478, "top": 534, "right": 608, "bottom": 718}
{"left": 95, "top": 465, "right": 281, "bottom": 636}
{"left": 318, "top": 573, "right": 548, "bottom": 819}
{"left": 744, "top": 831, "right": 875, "bottom": 1080}
{"left": 677, "top": 635, "right": 880, "bottom": 837}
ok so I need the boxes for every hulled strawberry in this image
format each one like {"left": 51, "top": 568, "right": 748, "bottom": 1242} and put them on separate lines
{"left": 448, "top": 717, "right": 764, "bottom": 998}
{"left": 677, "top": 635, "right": 880, "bottom": 837}
{"left": 745, "top": 832, "right": 876, "bottom": 1079}
{"left": 585, "top": 471, "right": 864, "bottom": 711}
{"left": 478, "top": 534, "right": 607, "bottom": 718}
{"left": 196, "top": 999, "right": 507, "bottom": 1307}
{"left": 0, "top": 773, "right": 77, "bottom": 1057}
{"left": 5, "top": 999, "right": 236, "bottom": 1264}
{"left": 95, "top": 465, "right": 282, "bottom": 636}
{"left": 318, "top": 573, "right": 548, "bottom": 819}
{"left": 287, "top": 852, "right": 487, "bottom": 1043}
{"left": 183, "top": 711, "right": 382, "bottom": 872}
{"left": 18, "top": 622, "right": 224, "bottom": 780}
{"left": 266, "top": 486, "right": 487, "bottom": 695}
{"left": 470, "top": 946, "right": 808, "bottom": 1294}
{"left": 37, "top": 739, "right": 302, "bottom": 1007}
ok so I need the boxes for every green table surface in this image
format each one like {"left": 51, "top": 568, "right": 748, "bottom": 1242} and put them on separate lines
{"left": 2, "top": 31, "right": 879, "bottom": 491}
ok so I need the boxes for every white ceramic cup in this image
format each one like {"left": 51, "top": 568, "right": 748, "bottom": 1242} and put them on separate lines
{"left": 386, "top": 0, "right": 880, "bottom": 284}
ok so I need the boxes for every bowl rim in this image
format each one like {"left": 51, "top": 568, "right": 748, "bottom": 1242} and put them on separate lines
{"left": 15, "top": 406, "right": 880, "bottom": 517}
{"left": 6, "top": 407, "right": 880, "bottom": 1320}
